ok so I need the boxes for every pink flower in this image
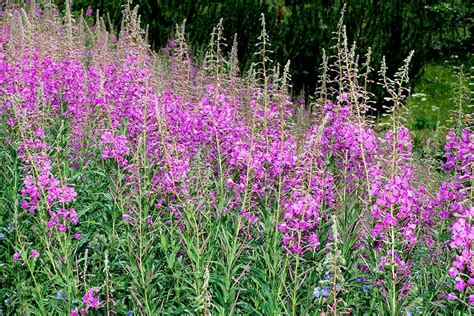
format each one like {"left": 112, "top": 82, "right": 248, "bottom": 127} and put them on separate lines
{"left": 82, "top": 288, "right": 100, "bottom": 309}
{"left": 122, "top": 214, "right": 132, "bottom": 223}
{"left": 33, "top": 128, "right": 45, "bottom": 139}
{"left": 307, "top": 233, "right": 321, "bottom": 250}
{"left": 448, "top": 267, "right": 459, "bottom": 277}
{"left": 86, "top": 7, "right": 92, "bottom": 17}
{"left": 469, "top": 294, "right": 474, "bottom": 305}
{"left": 73, "top": 234, "right": 81, "bottom": 240}
{"left": 70, "top": 309, "right": 79, "bottom": 316}
{"left": 30, "top": 249, "right": 40, "bottom": 258}
{"left": 455, "top": 277, "right": 467, "bottom": 291}
{"left": 277, "top": 223, "right": 289, "bottom": 232}
{"left": 446, "top": 292, "right": 457, "bottom": 300}
{"left": 13, "top": 252, "right": 20, "bottom": 262}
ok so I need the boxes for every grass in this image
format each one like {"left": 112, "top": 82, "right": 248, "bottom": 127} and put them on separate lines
{"left": 405, "top": 58, "right": 473, "bottom": 151}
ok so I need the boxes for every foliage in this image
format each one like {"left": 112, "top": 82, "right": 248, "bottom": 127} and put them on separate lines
{"left": 404, "top": 58, "right": 473, "bottom": 156}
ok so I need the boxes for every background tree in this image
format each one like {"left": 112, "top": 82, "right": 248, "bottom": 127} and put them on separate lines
{"left": 55, "top": 0, "right": 472, "bottom": 108}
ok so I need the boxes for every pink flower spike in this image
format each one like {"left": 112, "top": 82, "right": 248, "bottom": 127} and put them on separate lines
{"left": 86, "top": 7, "right": 92, "bottom": 17}
{"left": 31, "top": 249, "right": 40, "bottom": 258}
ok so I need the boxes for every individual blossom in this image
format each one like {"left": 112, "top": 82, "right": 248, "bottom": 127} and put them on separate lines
{"left": 445, "top": 293, "right": 457, "bottom": 300}
{"left": 33, "top": 128, "right": 45, "bottom": 139}
{"left": 55, "top": 291, "right": 67, "bottom": 301}
{"left": 321, "top": 287, "right": 330, "bottom": 297}
{"left": 313, "top": 287, "right": 322, "bottom": 298}
{"left": 12, "top": 252, "right": 20, "bottom": 262}
{"left": 448, "top": 267, "right": 459, "bottom": 277}
{"left": 455, "top": 277, "right": 467, "bottom": 292}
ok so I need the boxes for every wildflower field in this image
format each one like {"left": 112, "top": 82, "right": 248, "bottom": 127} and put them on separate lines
{"left": 0, "top": 3, "right": 472, "bottom": 315}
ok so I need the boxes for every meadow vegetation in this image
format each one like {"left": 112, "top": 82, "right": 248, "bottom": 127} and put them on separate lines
{"left": 0, "top": 2, "right": 472, "bottom": 315}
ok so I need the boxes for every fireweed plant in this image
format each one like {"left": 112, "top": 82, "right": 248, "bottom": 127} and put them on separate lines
{"left": 0, "top": 3, "right": 472, "bottom": 315}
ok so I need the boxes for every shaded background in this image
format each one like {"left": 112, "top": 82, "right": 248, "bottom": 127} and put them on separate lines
{"left": 61, "top": 0, "right": 472, "bottom": 106}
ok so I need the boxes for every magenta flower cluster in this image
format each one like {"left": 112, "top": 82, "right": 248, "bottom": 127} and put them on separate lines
{"left": 17, "top": 129, "right": 78, "bottom": 234}
{"left": 439, "top": 128, "right": 473, "bottom": 301}
{"left": 70, "top": 288, "right": 100, "bottom": 315}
